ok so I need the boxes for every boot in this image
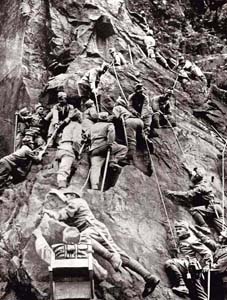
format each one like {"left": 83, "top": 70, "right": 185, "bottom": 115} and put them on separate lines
{"left": 91, "top": 239, "right": 122, "bottom": 270}
{"left": 149, "top": 128, "right": 159, "bottom": 138}
{"left": 108, "top": 161, "right": 122, "bottom": 172}
{"left": 122, "top": 257, "right": 160, "bottom": 297}
{"left": 172, "top": 283, "right": 189, "bottom": 296}
{"left": 142, "top": 275, "right": 160, "bottom": 297}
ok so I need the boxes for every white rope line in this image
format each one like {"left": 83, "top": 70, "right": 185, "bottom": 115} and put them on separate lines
{"left": 144, "top": 137, "right": 178, "bottom": 248}
{"left": 80, "top": 168, "right": 91, "bottom": 191}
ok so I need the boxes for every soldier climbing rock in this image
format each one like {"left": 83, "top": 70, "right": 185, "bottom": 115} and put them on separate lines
{"left": 128, "top": 83, "right": 159, "bottom": 138}
{"left": 89, "top": 112, "right": 128, "bottom": 190}
{"left": 55, "top": 109, "right": 83, "bottom": 188}
{"left": 165, "top": 221, "right": 211, "bottom": 299}
{"left": 82, "top": 99, "right": 98, "bottom": 136}
{"left": 15, "top": 107, "right": 31, "bottom": 150}
{"left": 176, "top": 56, "right": 208, "bottom": 93}
{"left": 43, "top": 187, "right": 160, "bottom": 298}
{"left": 109, "top": 48, "right": 127, "bottom": 66}
{"left": 113, "top": 96, "right": 144, "bottom": 163}
{"left": 77, "top": 62, "right": 109, "bottom": 110}
{"left": 151, "top": 89, "right": 176, "bottom": 128}
{"left": 45, "top": 92, "right": 74, "bottom": 147}
{"left": 165, "top": 166, "right": 224, "bottom": 235}
{"left": 0, "top": 136, "right": 41, "bottom": 190}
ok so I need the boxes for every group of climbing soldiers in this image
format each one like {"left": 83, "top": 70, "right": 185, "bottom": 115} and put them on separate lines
{"left": 0, "top": 10, "right": 220, "bottom": 300}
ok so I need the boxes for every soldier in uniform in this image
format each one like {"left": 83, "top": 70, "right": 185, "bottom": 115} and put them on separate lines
{"left": 109, "top": 48, "right": 127, "bottom": 66}
{"left": 89, "top": 112, "right": 128, "bottom": 190}
{"left": 151, "top": 89, "right": 176, "bottom": 128}
{"left": 113, "top": 96, "right": 144, "bottom": 163}
{"left": 82, "top": 99, "right": 98, "bottom": 136}
{"left": 15, "top": 107, "right": 31, "bottom": 150}
{"left": 165, "top": 221, "right": 211, "bottom": 299}
{"left": 165, "top": 167, "right": 223, "bottom": 235}
{"left": 128, "top": 83, "right": 159, "bottom": 138}
{"left": 77, "top": 62, "right": 109, "bottom": 108}
{"left": 45, "top": 92, "right": 74, "bottom": 147}
{"left": 42, "top": 187, "right": 160, "bottom": 298}
{"left": 55, "top": 109, "right": 83, "bottom": 188}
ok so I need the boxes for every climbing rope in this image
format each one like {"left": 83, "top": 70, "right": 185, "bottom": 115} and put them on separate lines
{"left": 144, "top": 136, "right": 178, "bottom": 248}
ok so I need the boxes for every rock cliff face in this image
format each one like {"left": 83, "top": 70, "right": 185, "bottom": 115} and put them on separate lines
{"left": 0, "top": 0, "right": 227, "bottom": 299}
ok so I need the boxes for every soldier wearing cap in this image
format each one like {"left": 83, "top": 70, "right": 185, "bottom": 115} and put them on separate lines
{"left": 176, "top": 56, "right": 207, "bottom": 93}
{"left": 55, "top": 108, "right": 83, "bottom": 188}
{"left": 16, "top": 104, "right": 46, "bottom": 148}
{"left": 82, "top": 99, "right": 98, "bottom": 136}
{"left": 43, "top": 188, "right": 160, "bottom": 298}
{"left": 0, "top": 136, "right": 41, "bottom": 190}
{"left": 165, "top": 221, "right": 211, "bottom": 298}
{"left": 128, "top": 83, "right": 159, "bottom": 138}
{"left": 109, "top": 48, "right": 127, "bottom": 66}
{"left": 77, "top": 62, "right": 109, "bottom": 108}
{"left": 89, "top": 112, "right": 128, "bottom": 190}
{"left": 15, "top": 107, "right": 31, "bottom": 150}
{"left": 165, "top": 166, "right": 223, "bottom": 235}
{"left": 150, "top": 89, "right": 176, "bottom": 128}
{"left": 45, "top": 92, "right": 74, "bottom": 147}
{"left": 113, "top": 96, "right": 144, "bottom": 163}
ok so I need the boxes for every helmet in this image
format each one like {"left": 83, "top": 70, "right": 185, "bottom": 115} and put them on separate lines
{"left": 101, "top": 62, "right": 109, "bottom": 73}
{"left": 19, "top": 107, "right": 30, "bottom": 116}
{"left": 62, "top": 186, "right": 82, "bottom": 198}
{"left": 174, "top": 221, "right": 189, "bottom": 230}
{"left": 178, "top": 55, "right": 185, "bottom": 63}
{"left": 109, "top": 47, "right": 115, "bottom": 54}
{"left": 98, "top": 112, "right": 109, "bottom": 121}
{"left": 62, "top": 227, "right": 80, "bottom": 244}
{"left": 135, "top": 83, "right": 143, "bottom": 92}
{"left": 34, "top": 103, "right": 43, "bottom": 111}
{"left": 58, "top": 91, "right": 67, "bottom": 99}
{"left": 22, "top": 136, "right": 34, "bottom": 144}
{"left": 146, "top": 29, "right": 154, "bottom": 35}
{"left": 191, "top": 167, "right": 204, "bottom": 184}
{"left": 85, "top": 99, "right": 94, "bottom": 108}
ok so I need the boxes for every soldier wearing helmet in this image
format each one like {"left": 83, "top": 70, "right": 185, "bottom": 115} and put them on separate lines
{"left": 77, "top": 62, "right": 109, "bottom": 110}
{"left": 43, "top": 189, "right": 160, "bottom": 298}
{"left": 82, "top": 99, "right": 98, "bottom": 136}
{"left": 165, "top": 220, "right": 211, "bottom": 298}
{"left": 165, "top": 165, "right": 223, "bottom": 235}
{"left": 15, "top": 107, "right": 32, "bottom": 150}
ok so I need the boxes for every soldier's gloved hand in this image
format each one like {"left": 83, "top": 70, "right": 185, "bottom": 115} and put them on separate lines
{"left": 107, "top": 143, "right": 112, "bottom": 151}
{"left": 203, "top": 265, "right": 210, "bottom": 273}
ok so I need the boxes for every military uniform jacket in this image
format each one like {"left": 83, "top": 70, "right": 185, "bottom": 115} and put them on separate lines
{"left": 45, "top": 103, "right": 74, "bottom": 125}
{"left": 90, "top": 121, "right": 115, "bottom": 152}
{"left": 83, "top": 106, "right": 98, "bottom": 122}
{"left": 178, "top": 235, "right": 213, "bottom": 267}
{"left": 2, "top": 145, "right": 38, "bottom": 169}
{"left": 128, "top": 92, "right": 151, "bottom": 117}
{"left": 79, "top": 67, "right": 102, "bottom": 91}
{"left": 151, "top": 95, "right": 171, "bottom": 115}
{"left": 57, "top": 198, "right": 104, "bottom": 232}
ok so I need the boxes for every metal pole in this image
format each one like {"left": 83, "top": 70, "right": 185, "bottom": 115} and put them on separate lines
{"left": 121, "top": 116, "right": 128, "bottom": 146}
{"left": 100, "top": 149, "right": 111, "bottom": 193}
{"left": 14, "top": 112, "right": 19, "bottom": 151}
{"left": 222, "top": 139, "right": 227, "bottom": 231}
{"left": 207, "top": 264, "right": 211, "bottom": 300}
{"left": 93, "top": 90, "right": 100, "bottom": 114}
